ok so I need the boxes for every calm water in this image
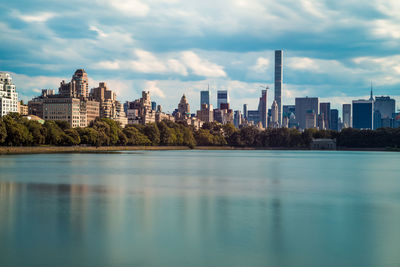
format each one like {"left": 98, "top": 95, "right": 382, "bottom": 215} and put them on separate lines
{"left": 0, "top": 150, "right": 400, "bottom": 267}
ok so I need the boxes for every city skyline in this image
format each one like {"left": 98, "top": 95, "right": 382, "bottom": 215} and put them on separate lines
{"left": 1, "top": 1, "right": 400, "bottom": 113}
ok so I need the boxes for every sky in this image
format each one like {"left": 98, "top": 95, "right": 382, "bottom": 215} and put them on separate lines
{"left": 1, "top": 0, "right": 400, "bottom": 114}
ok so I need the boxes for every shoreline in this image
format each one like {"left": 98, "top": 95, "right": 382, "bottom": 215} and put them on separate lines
{"left": 0, "top": 146, "right": 397, "bottom": 155}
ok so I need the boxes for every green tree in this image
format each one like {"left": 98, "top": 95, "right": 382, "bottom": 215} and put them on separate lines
{"left": 63, "top": 128, "right": 81, "bottom": 145}
{"left": 123, "top": 127, "right": 151, "bottom": 145}
{"left": 144, "top": 123, "right": 160, "bottom": 145}
{"left": 25, "top": 120, "right": 46, "bottom": 145}
{"left": 77, "top": 127, "right": 98, "bottom": 146}
{"left": 0, "top": 119, "right": 7, "bottom": 145}
{"left": 43, "top": 121, "right": 65, "bottom": 145}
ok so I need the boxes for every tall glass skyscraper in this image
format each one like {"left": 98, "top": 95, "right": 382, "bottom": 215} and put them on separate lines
{"left": 352, "top": 100, "right": 374, "bottom": 129}
{"left": 200, "top": 91, "right": 210, "bottom": 108}
{"left": 342, "top": 104, "right": 352, "bottom": 128}
{"left": 330, "top": 109, "right": 339, "bottom": 131}
{"left": 274, "top": 50, "right": 283, "bottom": 126}
{"left": 217, "top": 90, "right": 228, "bottom": 109}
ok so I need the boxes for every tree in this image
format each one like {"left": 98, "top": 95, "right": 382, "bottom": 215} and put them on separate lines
{"left": 123, "top": 127, "right": 151, "bottom": 146}
{"left": 43, "top": 121, "right": 65, "bottom": 145}
{"left": 77, "top": 127, "right": 98, "bottom": 146}
{"left": 144, "top": 123, "right": 160, "bottom": 145}
{"left": 2, "top": 115, "right": 33, "bottom": 146}
{"left": 25, "top": 120, "right": 46, "bottom": 145}
{"left": 63, "top": 128, "right": 81, "bottom": 145}
{"left": 0, "top": 119, "right": 7, "bottom": 145}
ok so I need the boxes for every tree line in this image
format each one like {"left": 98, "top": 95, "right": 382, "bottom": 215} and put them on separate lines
{"left": 1, "top": 113, "right": 400, "bottom": 149}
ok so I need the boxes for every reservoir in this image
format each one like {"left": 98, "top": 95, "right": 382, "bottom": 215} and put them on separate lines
{"left": 1, "top": 150, "right": 399, "bottom": 267}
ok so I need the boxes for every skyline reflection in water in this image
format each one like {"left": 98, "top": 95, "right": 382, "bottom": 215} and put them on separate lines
{"left": 0, "top": 150, "right": 400, "bottom": 267}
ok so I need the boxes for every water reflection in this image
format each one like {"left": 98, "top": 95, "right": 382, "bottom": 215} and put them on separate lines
{"left": 0, "top": 151, "right": 400, "bottom": 267}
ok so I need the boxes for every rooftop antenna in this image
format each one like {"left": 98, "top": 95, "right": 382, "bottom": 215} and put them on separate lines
{"left": 370, "top": 81, "right": 374, "bottom": 101}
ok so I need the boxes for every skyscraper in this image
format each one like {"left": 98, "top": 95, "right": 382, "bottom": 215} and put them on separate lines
{"left": 258, "top": 89, "right": 268, "bottom": 128}
{"left": 352, "top": 100, "right": 374, "bottom": 129}
{"left": 330, "top": 109, "right": 339, "bottom": 131}
{"left": 374, "top": 96, "right": 395, "bottom": 119}
{"left": 274, "top": 50, "right": 283, "bottom": 126}
{"left": 234, "top": 110, "right": 242, "bottom": 128}
{"left": 217, "top": 90, "right": 228, "bottom": 109}
{"left": 271, "top": 100, "right": 279, "bottom": 128}
{"left": 295, "top": 97, "right": 319, "bottom": 130}
{"left": 243, "top": 104, "right": 248, "bottom": 119}
{"left": 200, "top": 90, "right": 210, "bottom": 107}
{"left": 319, "top": 102, "right": 331, "bottom": 130}
{"left": 342, "top": 104, "right": 351, "bottom": 128}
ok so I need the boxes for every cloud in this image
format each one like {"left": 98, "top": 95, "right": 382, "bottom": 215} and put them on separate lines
{"left": 145, "top": 81, "right": 166, "bottom": 98}
{"left": 107, "top": 0, "right": 149, "bottom": 17}
{"left": 251, "top": 57, "right": 269, "bottom": 73}
{"left": 13, "top": 10, "right": 57, "bottom": 23}
{"left": 181, "top": 51, "right": 227, "bottom": 77}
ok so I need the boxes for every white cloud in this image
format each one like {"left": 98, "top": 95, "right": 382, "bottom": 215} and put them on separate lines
{"left": 145, "top": 81, "right": 166, "bottom": 98}
{"left": 96, "top": 61, "right": 120, "bottom": 70}
{"left": 252, "top": 57, "right": 270, "bottom": 73}
{"left": 108, "top": 0, "right": 149, "bottom": 17}
{"left": 14, "top": 11, "right": 56, "bottom": 23}
{"left": 181, "top": 51, "right": 227, "bottom": 78}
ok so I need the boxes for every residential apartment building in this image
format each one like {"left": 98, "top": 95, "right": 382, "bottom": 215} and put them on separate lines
{"left": 0, "top": 72, "right": 18, "bottom": 117}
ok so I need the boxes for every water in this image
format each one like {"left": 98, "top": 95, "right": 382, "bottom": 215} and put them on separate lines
{"left": 0, "top": 150, "right": 400, "bottom": 267}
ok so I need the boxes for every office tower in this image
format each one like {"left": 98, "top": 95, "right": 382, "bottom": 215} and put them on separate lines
{"left": 59, "top": 69, "right": 89, "bottom": 98}
{"left": 214, "top": 103, "right": 233, "bottom": 124}
{"left": 295, "top": 97, "right": 319, "bottom": 129}
{"left": 342, "top": 104, "right": 351, "bottom": 128}
{"left": 0, "top": 72, "right": 18, "bottom": 117}
{"left": 200, "top": 90, "right": 210, "bottom": 108}
{"left": 330, "top": 109, "right": 339, "bottom": 131}
{"left": 197, "top": 104, "right": 213, "bottom": 123}
{"left": 319, "top": 102, "right": 331, "bottom": 129}
{"left": 275, "top": 50, "right": 283, "bottom": 125}
{"left": 243, "top": 104, "right": 248, "bottom": 119}
{"left": 271, "top": 100, "right": 279, "bottom": 128}
{"left": 373, "top": 110, "right": 382, "bottom": 129}
{"left": 234, "top": 110, "right": 242, "bottom": 128}
{"left": 258, "top": 89, "right": 268, "bottom": 128}
{"left": 247, "top": 110, "right": 260, "bottom": 125}
{"left": 283, "top": 105, "right": 295, "bottom": 117}
{"left": 352, "top": 100, "right": 374, "bottom": 129}
{"left": 217, "top": 90, "right": 228, "bottom": 109}
{"left": 374, "top": 96, "right": 395, "bottom": 119}
{"left": 305, "top": 110, "right": 316, "bottom": 129}
{"left": 317, "top": 114, "right": 325, "bottom": 130}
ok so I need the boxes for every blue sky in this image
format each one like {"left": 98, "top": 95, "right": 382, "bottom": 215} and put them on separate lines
{"left": 1, "top": 0, "right": 400, "bottom": 114}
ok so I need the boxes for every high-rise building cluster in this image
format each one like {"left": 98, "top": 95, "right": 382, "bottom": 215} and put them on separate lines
{"left": 2, "top": 50, "right": 400, "bottom": 131}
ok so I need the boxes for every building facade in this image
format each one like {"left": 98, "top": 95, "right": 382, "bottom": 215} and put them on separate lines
{"left": 0, "top": 73, "right": 18, "bottom": 117}
{"left": 274, "top": 50, "right": 283, "bottom": 125}
{"left": 342, "top": 104, "right": 351, "bottom": 128}
{"left": 200, "top": 90, "right": 210, "bottom": 107}
{"left": 319, "top": 102, "right": 331, "bottom": 130}
{"left": 352, "top": 100, "right": 374, "bottom": 129}
{"left": 217, "top": 90, "right": 228, "bottom": 109}
{"left": 330, "top": 109, "right": 339, "bottom": 131}
{"left": 258, "top": 89, "right": 268, "bottom": 128}
{"left": 295, "top": 97, "right": 319, "bottom": 130}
